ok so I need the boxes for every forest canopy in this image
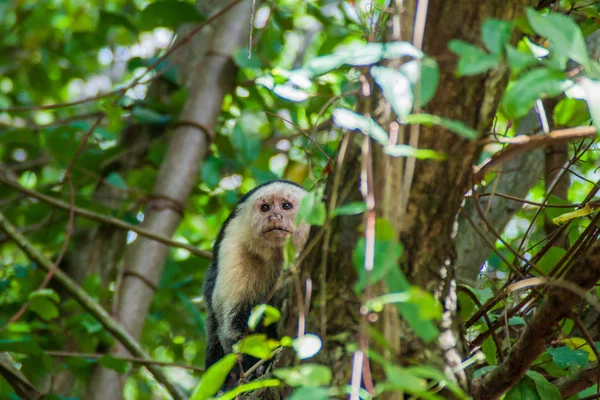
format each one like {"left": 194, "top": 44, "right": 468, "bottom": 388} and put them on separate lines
{"left": 0, "top": 0, "right": 600, "bottom": 399}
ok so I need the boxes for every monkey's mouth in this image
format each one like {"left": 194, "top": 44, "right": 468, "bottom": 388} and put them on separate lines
{"left": 264, "top": 227, "right": 291, "bottom": 234}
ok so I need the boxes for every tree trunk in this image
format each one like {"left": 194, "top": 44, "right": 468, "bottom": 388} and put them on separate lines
{"left": 86, "top": 2, "right": 253, "bottom": 398}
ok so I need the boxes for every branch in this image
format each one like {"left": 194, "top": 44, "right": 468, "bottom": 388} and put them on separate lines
{"left": 0, "top": 352, "right": 41, "bottom": 399}
{"left": 474, "top": 126, "right": 596, "bottom": 181}
{"left": 554, "top": 360, "right": 600, "bottom": 398}
{"left": 0, "top": 212, "right": 187, "bottom": 400}
{"left": 0, "top": 175, "right": 212, "bottom": 259}
{"left": 471, "top": 236, "right": 600, "bottom": 400}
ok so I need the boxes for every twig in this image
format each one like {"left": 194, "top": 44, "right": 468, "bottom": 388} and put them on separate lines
{"left": 0, "top": 211, "right": 187, "bottom": 400}
{"left": 45, "top": 350, "right": 204, "bottom": 372}
{"left": 0, "top": 176, "right": 212, "bottom": 259}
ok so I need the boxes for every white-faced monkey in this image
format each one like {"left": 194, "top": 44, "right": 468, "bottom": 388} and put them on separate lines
{"left": 202, "top": 180, "right": 309, "bottom": 381}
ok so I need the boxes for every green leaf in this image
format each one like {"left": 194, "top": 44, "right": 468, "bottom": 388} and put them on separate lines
{"left": 506, "top": 45, "right": 539, "bottom": 74}
{"left": 525, "top": 8, "right": 590, "bottom": 69}
{"left": 0, "top": 338, "right": 42, "bottom": 355}
{"left": 99, "top": 355, "right": 130, "bottom": 374}
{"left": 232, "top": 124, "right": 261, "bottom": 164}
{"left": 407, "top": 113, "right": 478, "bottom": 140}
{"left": 553, "top": 98, "right": 591, "bottom": 126}
{"left": 378, "top": 365, "right": 428, "bottom": 395}
{"left": 189, "top": 354, "right": 237, "bottom": 400}
{"left": 177, "top": 292, "right": 205, "bottom": 335}
{"left": 353, "top": 238, "right": 404, "bottom": 292}
{"left": 579, "top": 78, "right": 600, "bottom": 133}
{"left": 105, "top": 172, "right": 128, "bottom": 190}
{"left": 526, "top": 371, "right": 561, "bottom": 400}
{"left": 132, "top": 107, "right": 172, "bottom": 125}
{"left": 248, "top": 304, "right": 281, "bottom": 331}
{"left": 100, "top": 100, "right": 125, "bottom": 133}
{"left": 383, "top": 144, "right": 447, "bottom": 160}
{"left": 29, "top": 297, "right": 59, "bottom": 321}
{"left": 28, "top": 288, "right": 60, "bottom": 303}
{"left": 407, "top": 365, "right": 469, "bottom": 399}
{"left": 365, "top": 287, "right": 442, "bottom": 321}
{"left": 400, "top": 57, "right": 440, "bottom": 107}
{"left": 371, "top": 66, "right": 413, "bottom": 119}
{"left": 138, "top": 0, "right": 205, "bottom": 31}
{"left": 330, "top": 202, "right": 367, "bottom": 217}
{"left": 481, "top": 336, "right": 498, "bottom": 365}
{"left": 289, "top": 387, "right": 331, "bottom": 400}
{"left": 548, "top": 346, "right": 589, "bottom": 369}
{"left": 332, "top": 108, "right": 388, "bottom": 144}
{"left": 235, "top": 334, "right": 279, "bottom": 359}
{"left": 274, "top": 364, "right": 332, "bottom": 387}
{"left": 482, "top": 19, "right": 512, "bottom": 56}
{"left": 448, "top": 40, "right": 500, "bottom": 76}
{"left": 536, "top": 247, "right": 567, "bottom": 275}
{"left": 502, "top": 68, "right": 568, "bottom": 119}
{"left": 233, "top": 48, "right": 263, "bottom": 69}
{"left": 296, "top": 190, "right": 326, "bottom": 226}
{"left": 215, "top": 379, "right": 280, "bottom": 400}
{"left": 505, "top": 376, "right": 541, "bottom": 400}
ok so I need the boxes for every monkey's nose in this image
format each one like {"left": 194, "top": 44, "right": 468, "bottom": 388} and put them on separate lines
{"left": 269, "top": 213, "right": 283, "bottom": 221}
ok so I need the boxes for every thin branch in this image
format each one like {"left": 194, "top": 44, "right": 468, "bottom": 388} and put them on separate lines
{"left": 45, "top": 351, "right": 204, "bottom": 373}
{"left": 0, "top": 211, "right": 187, "bottom": 400}
{"left": 0, "top": 176, "right": 212, "bottom": 259}
{"left": 474, "top": 126, "right": 596, "bottom": 181}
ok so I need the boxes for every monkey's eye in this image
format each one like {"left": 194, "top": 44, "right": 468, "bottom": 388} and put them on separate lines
{"left": 260, "top": 204, "right": 271, "bottom": 212}
{"left": 282, "top": 202, "right": 293, "bottom": 210}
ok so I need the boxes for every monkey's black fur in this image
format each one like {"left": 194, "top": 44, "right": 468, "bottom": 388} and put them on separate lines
{"left": 202, "top": 180, "right": 304, "bottom": 375}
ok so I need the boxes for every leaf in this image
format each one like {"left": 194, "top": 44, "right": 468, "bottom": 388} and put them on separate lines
{"left": 0, "top": 338, "right": 42, "bottom": 355}
{"left": 506, "top": 45, "right": 539, "bottom": 74}
{"left": 28, "top": 288, "right": 60, "bottom": 304}
{"left": 105, "top": 172, "right": 128, "bottom": 190}
{"left": 232, "top": 124, "right": 261, "bottom": 164}
{"left": 399, "top": 57, "right": 440, "bottom": 107}
{"left": 235, "top": 334, "right": 279, "bottom": 359}
{"left": 559, "top": 337, "right": 598, "bottom": 361}
{"left": 502, "top": 68, "right": 568, "bottom": 119}
{"left": 482, "top": 19, "right": 512, "bottom": 56}
{"left": 553, "top": 203, "right": 599, "bottom": 225}
{"left": 553, "top": 98, "right": 591, "bottom": 127}
{"left": 248, "top": 304, "right": 281, "bottom": 331}
{"left": 353, "top": 238, "right": 404, "bottom": 292}
{"left": 274, "top": 364, "right": 332, "bottom": 387}
{"left": 272, "top": 85, "right": 309, "bottom": 102}
{"left": 29, "top": 297, "right": 59, "bottom": 321}
{"left": 138, "top": 0, "right": 205, "bottom": 31}
{"left": 525, "top": 371, "right": 561, "bottom": 400}
{"left": 289, "top": 387, "right": 331, "bottom": 400}
{"left": 296, "top": 189, "right": 326, "bottom": 226}
{"left": 379, "top": 365, "right": 428, "bottom": 395}
{"left": 526, "top": 8, "right": 590, "bottom": 69}
{"left": 189, "top": 354, "right": 237, "bottom": 400}
{"left": 448, "top": 40, "right": 500, "bottom": 76}
{"left": 407, "top": 113, "right": 478, "bottom": 140}
{"left": 330, "top": 202, "right": 367, "bottom": 217}
{"left": 578, "top": 78, "right": 600, "bottom": 133}
{"left": 482, "top": 336, "right": 498, "bottom": 365}
{"left": 536, "top": 247, "right": 567, "bottom": 274}
{"left": 132, "top": 107, "right": 172, "bottom": 125}
{"left": 371, "top": 66, "right": 413, "bottom": 119}
{"left": 365, "top": 287, "right": 442, "bottom": 321}
{"left": 383, "top": 144, "right": 447, "bottom": 160}
{"left": 177, "top": 292, "right": 205, "bottom": 335}
{"left": 214, "top": 379, "right": 280, "bottom": 400}
{"left": 99, "top": 355, "right": 130, "bottom": 374}
{"left": 332, "top": 108, "right": 388, "bottom": 144}
{"left": 504, "top": 376, "right": 541, "bottom": 400}
{"left": 100, "top": 100, "right": 125, "bottom": 133}
{"left": 548, "top": 346, "right": 589, "bottom": 369}
{"left": 292, "top": 334, "right": 322, "bottom": 359}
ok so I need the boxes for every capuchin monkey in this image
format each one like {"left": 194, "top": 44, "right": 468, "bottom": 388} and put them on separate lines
{"left": 202, "top": 180, "right": 310, "bottom": 380}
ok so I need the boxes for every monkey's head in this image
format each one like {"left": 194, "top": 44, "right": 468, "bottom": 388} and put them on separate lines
{"left": 237, "top": 181, "right": 310, "bottom": 250}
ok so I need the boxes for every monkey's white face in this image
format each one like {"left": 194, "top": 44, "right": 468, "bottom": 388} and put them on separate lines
{"left": 252, "top": 192, "right": 301, "bottom": 247}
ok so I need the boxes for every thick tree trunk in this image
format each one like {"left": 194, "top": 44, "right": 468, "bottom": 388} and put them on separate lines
{"left": 86, "top": 2, "right": 253, "bottom": 398}
{"left": 274, "top": 1, "right": 533, "bottom": 398}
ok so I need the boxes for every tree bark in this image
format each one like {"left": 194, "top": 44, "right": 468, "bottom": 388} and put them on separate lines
{"left": 86, "top": 2, "right": 253, "bottom": 398}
